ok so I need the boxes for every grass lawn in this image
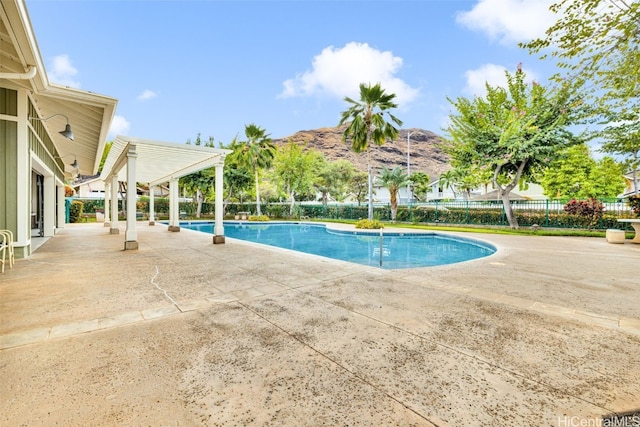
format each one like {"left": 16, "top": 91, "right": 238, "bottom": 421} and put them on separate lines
{"left": 319, "top": 219, "right": 635, "bottom": 239}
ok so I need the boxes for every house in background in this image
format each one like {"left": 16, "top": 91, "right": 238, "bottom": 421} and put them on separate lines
{"left": 1, "top": 0, "right": 117, "bottom": 258}
{"left": 73, "top": 176, "right": 105, "bottom": 199}
{"left": 425, "top": 179, "right": 458, "bottom": 201}
{"left": 621, "top": 169, "right": 639, "bottom": 198}
{"left": 424, "top": 179, "right": 547, "bottom": 202}
{"left": 72, "top": 176, "right": 170, "bottom": 200}
{"left": 365, "top": 180, "right": 547, "bottom": 205}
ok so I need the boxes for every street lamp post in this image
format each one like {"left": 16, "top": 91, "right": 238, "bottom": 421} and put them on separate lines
{"left": 407, "top": 131, "right": 413, "bottom": 204}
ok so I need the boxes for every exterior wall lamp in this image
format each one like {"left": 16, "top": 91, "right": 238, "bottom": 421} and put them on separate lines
{"left": 55, "top": 154, "right": 79, "bottom": 170}
{"left": 29, "top": 113, "right": 74, "bottom": 141}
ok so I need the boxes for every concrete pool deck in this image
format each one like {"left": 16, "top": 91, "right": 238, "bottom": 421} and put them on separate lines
{"left": 1, "top": 222, "right": 639, "bottom": 426}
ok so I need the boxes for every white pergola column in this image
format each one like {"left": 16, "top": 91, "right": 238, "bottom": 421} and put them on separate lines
{"left": 103, "top": 181, "right": 111, "bottom": 227}
{"left": 110, "top": 176, "right": 119, "bottom": 234}
{"left": 124, "top": 146, "right": 138, "bottom": 250}
{"left": 213, "top": 160, "right": 225, "bottom": 244}
{"left": 168, "top": 178, "right": 180, "bottom": 232}
{"left": 148, "top": 185, "right": 156, "bottom": 226}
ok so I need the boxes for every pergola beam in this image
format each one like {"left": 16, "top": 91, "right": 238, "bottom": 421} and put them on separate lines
{"left": 99, "top": 136, "right": 231, "bottom": 249}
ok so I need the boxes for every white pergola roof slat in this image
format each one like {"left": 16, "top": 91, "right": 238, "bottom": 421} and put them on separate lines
{"left": 99, "top": 135, "right": 230, "bottom": 249}
{"left": 100, "top": 136, "right": 231, "bottom": 186}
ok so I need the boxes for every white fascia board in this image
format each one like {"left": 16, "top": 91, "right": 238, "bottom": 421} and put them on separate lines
{"left": 148, "top": 155, "right": 226, "bottom": 187}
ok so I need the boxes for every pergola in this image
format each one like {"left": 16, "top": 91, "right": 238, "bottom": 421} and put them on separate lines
{"left": 99, "top": 136, "right": 231, "bottom": 250}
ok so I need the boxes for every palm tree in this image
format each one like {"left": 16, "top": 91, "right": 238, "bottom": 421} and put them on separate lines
{"left": 377, "top": 166, "right": 409, "bottom": 221}
{"left": 439, "top": 170, "right": 459, "bottom": 200}
{"left": 339, "top": 83, "right": 403, "bottom": 220}
{"left": 408, "top": 172, "right": 431, "bottom": 202}
{"left": 236, "top": 124, "right": 275, "bottom": 216}
{"left": 221, "top": 139, "right": 254, "bottom": 207}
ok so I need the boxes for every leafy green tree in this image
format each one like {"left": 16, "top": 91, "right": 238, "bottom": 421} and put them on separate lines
{"left": 474, "top": 165, "right": 495, "bottom": 195}
{"left": 377, "top": 166, "right": 409, "bottom": 221}
{"left": 235, "top": 124, "right": 276, "bottom": 216}
{"left": 258, "top": 180, "right": 278, "bottom": 204}
{"left": 408, "top": 172, "right": 430, "bottom": 202}
{"left": 329, "top": 160, "right": 357, "bottom": 202}
{"left": 541, "top": 144, "right": 625, "bottom": 199}
{"left": 541, "top": 144, "right": 593, "bottom": 199}
{"left": 181, "top": 169, "right": 214, "bottom": 218}
{"left": 445, "top": 67, "right": 580, "bottom": 228}
{"left": 99, "top": 141, "right": 112, "bottom": 173}
{"left": 454, "top": 166, "right": 482, "bottom": 200}
{"left": 522, "top": 0, "right": 640, "bottom": 188}
{"left": 339, "top": 83, "right": 403, "bottom": 220}
{"left": 349, "top": 171, "right": 369, "bottom": 205}
{"left": 181, "top": 134, "right": 217, "bottom": 217}
{"left": 590, "top": 156, "right": 626, "bottom": 198}
{"left": 522, "top": 0, "right": 639, "bottom": 108}
{"left": 272, "top": 141, "right": 324, "bottom": 215}
{"left": 314, "top": 161, "right": 332, "bottom": 205}
{"left": 314, "top": 159, "right": 356, "bottom": 205}
{"left": 601, "top": 124, "right": 639, "bottom": 196}
{"left": 186, "top": 133, "right": 216, "bottom": 147}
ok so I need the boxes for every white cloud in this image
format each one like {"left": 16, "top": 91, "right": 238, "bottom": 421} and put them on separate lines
{"left": 279, "top": 42, "right": 419, "bottom": 107}
{"left": 109, "top": 115, "right": 130, "bottom": 138}
{"left": 137, "top": 89, "right": 157, "bottom": 101}
{"left": 464, "top": 63, "right": 538, "bottom": 95}
{"left": 48, "top": 54, "right": 81, "bottom": 88}
{"left": 456, "top": 0, "right": 556, "bottom": 45}
{"left": 464, "top": 64, "right": 510, "bottom": 95}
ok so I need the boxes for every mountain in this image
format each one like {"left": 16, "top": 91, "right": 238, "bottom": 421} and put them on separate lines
{"left": 273, "top": 126, "right": 451, "bottom": 180}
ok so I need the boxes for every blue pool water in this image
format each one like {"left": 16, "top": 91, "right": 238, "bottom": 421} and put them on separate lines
{"left": 180, "top": 221, "right": 496, "bottom": 269}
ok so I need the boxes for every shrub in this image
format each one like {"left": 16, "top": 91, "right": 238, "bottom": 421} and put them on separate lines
{"left": 563, "top": 198, "right": 604, "bottom": 229}
{"left": 355, "top": 219, "right": 384, "bottom": 229}
{"left": 265, "top": 204, "right": 288, "bottom": 219}
{"left": 628, "top": 195, "right": 640, "bottom": 216}
{"left": 248, "top": 215, "right": 270, "bottom": 221}
{"left": 69, "top": 200, "right": 84, "bottom": 223}
{"left": 136, "top": 200, "right": 148, "bottom": 212}
{"left": 79, "top": 199, "right": 104, "bottom": 213}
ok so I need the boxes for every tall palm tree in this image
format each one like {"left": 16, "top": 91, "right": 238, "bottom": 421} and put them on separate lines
{"left": 339, "top": 82, "right": 403, "bottom": 220}
{"left": 221, "top": 138, "right": 254, "bottom": 207}
{"left": 439, "top": 170, "right": 459, "bottom": 200}
{"left": 377, "top": 166, "right": 409, "bottom": 221}
{"left": 236, "top": 124, "right": 275, "bottom": 216}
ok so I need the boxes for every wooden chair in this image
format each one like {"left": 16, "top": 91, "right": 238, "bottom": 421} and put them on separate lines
{"left": 0, "top": 230, "right": 15, "bottom": 272}
{"left": 0, "top": 232, "right": 6, "bottom": 273}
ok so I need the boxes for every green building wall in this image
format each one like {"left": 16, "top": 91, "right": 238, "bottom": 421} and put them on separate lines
{"left": 1, "top": 88, "right": 19, "bottom": 240}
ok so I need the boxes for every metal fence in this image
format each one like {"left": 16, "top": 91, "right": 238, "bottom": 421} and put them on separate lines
{"left": 259, "top": 199, "right": 635, "bottom": 230}
{"left": 74, "top": 198, "right": 636, "bottom": 230}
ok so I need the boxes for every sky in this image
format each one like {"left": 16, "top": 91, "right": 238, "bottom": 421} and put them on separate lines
{"left": 26, "top": 0, "right": 561, "bottom": 146}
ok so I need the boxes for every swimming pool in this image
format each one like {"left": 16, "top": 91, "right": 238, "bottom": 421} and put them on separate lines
{"left": 180, "top": 221, "right": 496, "bottom": 269}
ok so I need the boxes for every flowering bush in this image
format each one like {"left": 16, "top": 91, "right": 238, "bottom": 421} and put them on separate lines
{"left": 628, "top": 196, "right": 640, "bottom": 217}
{"left": 355, "top": 219, "right": 384, "bottom": 229}
{"left": 563, "top": 198, "right": 604, "bottom": 228}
